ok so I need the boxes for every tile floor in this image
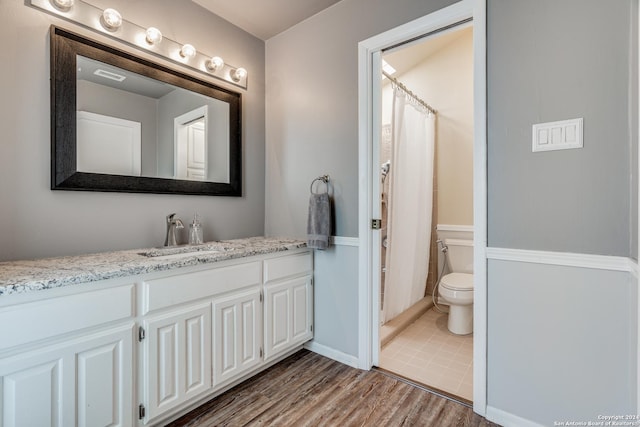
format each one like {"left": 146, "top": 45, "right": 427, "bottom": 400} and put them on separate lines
{"left": 379, "top": 307, "right": 473, "bottom": 401}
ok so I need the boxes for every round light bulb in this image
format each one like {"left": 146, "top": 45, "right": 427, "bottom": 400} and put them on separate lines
{"left": 102, "top": 8, "right": 122, "bottom": 30}
{"left": 206, "top": 56, "right": 224, "bottom": 72}
{"left": 180, "top": 44, "right": 196, "bottom": 59}
{"left": 232, "top": 67, "right": 247, "bottom": 82}
{"left": 51, "top": 0, "right": 74, "bottom": 10}
{"left": 145, "top": 27, "right": 162, "bottom": 45}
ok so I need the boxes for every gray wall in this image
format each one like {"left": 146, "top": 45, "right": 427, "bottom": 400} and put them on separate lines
{"left": 265, "top": 0, "right": 457, "bottom": 240}
{"left": 488, "top": 260, "right": 637, "bottom": 425}
{"left": 265, "top": 0, "right": 458, "bottom": 359}
{"left": 313, "top": 245, "right": 359, "bottom": 358}
{"left": 485, "top": 2, "right": 638, "bottom": 422}
{"left": 77, "top": 80, "right": 159, "bottom": 177}
{"left": 487, "top": 0, "right": 636, "bottom": 257}
{"left": 0, "top": 0, "right": 265, "bottom": 260}
{"left": 633, "top": 0, "right": 639, "bottom": 261}
{"left": 265, "top": 0, "right": 639, "bottom": 422}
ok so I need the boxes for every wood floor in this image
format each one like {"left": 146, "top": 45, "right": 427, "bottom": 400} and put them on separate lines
{"left": 167, "top": 350, "right": 500, "bottom": 427}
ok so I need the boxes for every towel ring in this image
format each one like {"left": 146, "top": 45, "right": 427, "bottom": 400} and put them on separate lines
{"left": 310, "top": 175, "right": 330, "bottom": 194}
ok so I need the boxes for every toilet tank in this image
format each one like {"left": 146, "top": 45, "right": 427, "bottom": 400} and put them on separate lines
{"left": 444, "top": 238, "right": 474, "bottom": 274}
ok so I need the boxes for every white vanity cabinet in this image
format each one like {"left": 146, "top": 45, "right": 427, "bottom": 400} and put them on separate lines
{"left": 263, "top": 252, "right": 314, "bottom": 362}
{"left": 139, "top": 260, "right": 262, "bottom": 425}
{"left": 138, "top": 249, "right": 312, "bottom": 425}
{"left": 0, "top": 325, "right": 134, "bottom": 427}
{"left": 0, "top": 284, "right": 136, "bottom": 427}
{"left": 212, "top": 286, "right": 262, "bottom": 387}
{"left": 141, "top": 302, "right": 212, "bottom": 424}
{"left": 0, "top": 246, "right": 312, "bottom": 427}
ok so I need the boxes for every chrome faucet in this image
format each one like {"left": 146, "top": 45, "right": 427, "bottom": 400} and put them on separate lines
{"left": 164, "top": 213, "right": 184, "bottom": 247}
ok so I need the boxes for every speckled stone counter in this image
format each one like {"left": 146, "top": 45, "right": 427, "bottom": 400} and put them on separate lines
{"left": 0, "top": 237, "right": 307, "bottom": 296}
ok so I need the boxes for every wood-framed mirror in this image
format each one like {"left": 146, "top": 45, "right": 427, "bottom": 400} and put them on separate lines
{"left": 50, "top": 25, "right": 242, "bottom": 196}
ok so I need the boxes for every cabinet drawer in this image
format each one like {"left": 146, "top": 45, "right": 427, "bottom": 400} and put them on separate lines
{"left": 263, "top": 252, "right": 312, "bottom": 284}
{"left": 0, "top": 284, "right": 134, "bottom": 351}
{"left": 143, "top": 261, "right": 261, "bottom": 314}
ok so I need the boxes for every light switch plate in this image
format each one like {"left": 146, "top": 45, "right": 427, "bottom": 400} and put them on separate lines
{"left": 532, "top": 118, "right": 583, "bottom": 152}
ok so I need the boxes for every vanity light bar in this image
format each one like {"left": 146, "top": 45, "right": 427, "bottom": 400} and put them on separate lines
{"left": 101, "top": 8, "right": 122, "bottom": 31}
{"left": 28, "top": 0, "right": 248, "bottom": 89}
{"left": 145, "top": 27, "right": 162, "bottom": 45}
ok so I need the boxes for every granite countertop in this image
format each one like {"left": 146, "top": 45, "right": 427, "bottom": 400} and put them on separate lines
{"left": 0, "top": 237, "right": 307, "bottom": 296}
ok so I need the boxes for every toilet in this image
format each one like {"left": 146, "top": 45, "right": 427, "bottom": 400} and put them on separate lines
{"left": 438, "top": 238, "right": 474, "bottom": 335}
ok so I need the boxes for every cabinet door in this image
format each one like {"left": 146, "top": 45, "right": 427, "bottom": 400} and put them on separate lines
{"left": 0, "top": 351, "right": 65, "bottom": 427}
{"left": 0, "top": 324, "right": 134, "bottom": 427}
{"left": 263, "top": 276, "right": 313, "bottom": 361}
{"left": 75, "top": 326, "right": 134, "bottom": 427}
{"left": 212, "top": 287, "right": 262, "bottom": 387}
{"left": 142, "top": 302, "right": 211, "bottom": 424}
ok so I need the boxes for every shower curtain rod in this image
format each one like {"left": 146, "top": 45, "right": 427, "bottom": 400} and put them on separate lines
{"left": 382, "top": 70, "right": 437, "bottom": 115}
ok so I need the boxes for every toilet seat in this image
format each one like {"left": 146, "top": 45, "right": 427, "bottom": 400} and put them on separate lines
{"left": 440, "top": 272, "right": 473, "bottom": 291}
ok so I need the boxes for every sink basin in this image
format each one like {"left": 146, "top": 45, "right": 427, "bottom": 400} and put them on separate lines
{"left": 147, "top": 250, "right": 223, "bottom": 261}
{"left": 139, "top": 242, "right": 233, "bottom": 258}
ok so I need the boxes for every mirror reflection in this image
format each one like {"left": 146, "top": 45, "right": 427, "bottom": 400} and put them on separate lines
{"left": 76, "top": 56, "right": 230, "bottom": 183}
{"left": 50, "top": 25, "right": 241, "bottom": 196}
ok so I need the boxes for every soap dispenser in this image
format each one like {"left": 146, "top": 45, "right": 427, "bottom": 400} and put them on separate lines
{"left": 188, "top": 213, "right": 203, "bottom": 245}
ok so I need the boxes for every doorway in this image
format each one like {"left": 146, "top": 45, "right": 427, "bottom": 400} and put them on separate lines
{"left": 357, "top": 0, "right": 487, "bottom": 415}
{"left": 377, "top": 24, "right": 474, "bottom": 403}
{"left": 174, "top": 106, "right": 208, "bottom": 181}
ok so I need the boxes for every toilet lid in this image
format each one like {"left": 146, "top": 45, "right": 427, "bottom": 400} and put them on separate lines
{"left": 440, "top": 273, "right": 474, "bottom": 291}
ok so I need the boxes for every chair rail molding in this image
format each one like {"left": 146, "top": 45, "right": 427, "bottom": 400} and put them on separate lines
{"left": 330, "top": 236, "right": 359, "bottom": 247}
{"left": 486, "top": 247, "right": 634, "bottom": 272}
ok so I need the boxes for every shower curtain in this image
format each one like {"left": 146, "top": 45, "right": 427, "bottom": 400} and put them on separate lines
{"left": 382, "top": 87, "right": 435, "bottom": 323}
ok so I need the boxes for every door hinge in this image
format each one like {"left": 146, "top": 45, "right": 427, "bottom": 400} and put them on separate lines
{"left": 371, "top": 219, "right": 382, "bottom": 230}
{"left": 260, "top": 348, "right": 263, "bottom": 358}
{"left": 138, "top": 326, "right": 146, "bottom": 342}
{"left": 260, "top": 291, "right": 263, "bottom": 303}
{"left": 310, "top": 324, "right": 313, "bottom": 332}
{"left": 138, "top": 404, "right": 146, "bottom": 420}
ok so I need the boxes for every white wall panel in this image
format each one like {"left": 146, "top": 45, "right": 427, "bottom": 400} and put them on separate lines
{"left": 311, "top": 243, "right": 359, "bottom": 358}
{"left": 487, "top": 258, "right": 637, "bottom": 425}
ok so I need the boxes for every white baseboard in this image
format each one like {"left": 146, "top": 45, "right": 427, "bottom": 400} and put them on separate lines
{"left": 486, "top": 406, "right": 545, "bottom": 427}
{"left": 304, "top": 340, "right": 360, "bottom": 368}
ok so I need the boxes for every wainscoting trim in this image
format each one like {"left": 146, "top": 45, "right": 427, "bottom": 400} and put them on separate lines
{"left": 486, "top": 247, "right": 632, "bottom": 272}
{"left": 304, "top": 340, "right": 360, "bottom": 368}
{"left": 486, "top": 406, "right": 545, "bottom": 427}
{"left": 629, "top": 258, "right": 640, "bottom": 278}
{"left": 331, "top": 236, "right": 360, "bottom": 247}
{"left": 436, "top": 224, "right": 474, "bottom": 233}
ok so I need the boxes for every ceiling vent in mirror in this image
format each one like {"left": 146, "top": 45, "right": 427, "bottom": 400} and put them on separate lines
{"left": 93, "top": 69, "right": 126, "bottom": 82}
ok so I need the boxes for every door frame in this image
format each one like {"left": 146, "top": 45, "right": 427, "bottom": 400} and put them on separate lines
{"left": 637, "top": 0, "right": 640, "bottom": 413}
{"left": 356, "top": 0, "right": 487, "bottom": 415}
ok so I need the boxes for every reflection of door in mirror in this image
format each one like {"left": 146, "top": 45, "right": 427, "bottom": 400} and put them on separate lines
{"left": 76, "top": 55, "right": 232, "bottom": 184}
{"left": 174, "top": 106, "right": 208, "bottom": 181}
{"left": 77, "top": 111, "right": 142, "bottom": 176}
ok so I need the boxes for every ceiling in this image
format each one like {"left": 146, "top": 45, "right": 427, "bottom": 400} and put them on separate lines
{"left": 383, "top": 26, "right": 473, "bottom": 76}
{"left": 191, "top": 0, "right": 342, "bottom": 40}
{"left": 78, "top": 56, "right": 175, "bottom": 99}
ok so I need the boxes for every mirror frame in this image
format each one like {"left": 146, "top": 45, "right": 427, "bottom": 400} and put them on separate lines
{"left": 50, "top": 26, "right": 242, "bottom": 196}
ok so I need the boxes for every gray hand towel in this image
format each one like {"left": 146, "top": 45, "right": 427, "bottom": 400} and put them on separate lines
{"left": 307, "top": 193, "right": 331, "bottom": 250}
